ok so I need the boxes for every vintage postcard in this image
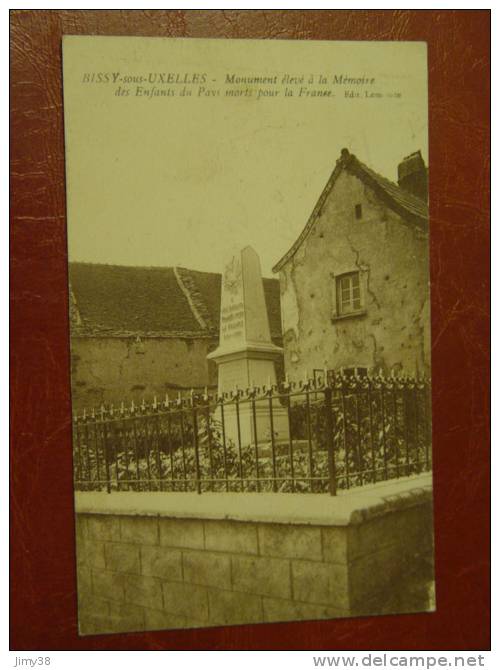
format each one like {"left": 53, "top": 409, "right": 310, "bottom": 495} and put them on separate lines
{"left": 63, "top": 36, "right": 434, "bottom": 635}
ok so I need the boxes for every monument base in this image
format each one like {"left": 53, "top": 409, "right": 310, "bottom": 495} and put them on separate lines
{"left": 214, "top": 402, "right": 290, "bottom": 448}
{"left": 208, "top": 342, "right": 283, "bottom": 392}
{"left": 208, "top": 342, "right": 288, "bottom": 447}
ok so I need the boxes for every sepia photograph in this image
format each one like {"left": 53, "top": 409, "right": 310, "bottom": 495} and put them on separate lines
{"left": 63, "top": 36, "right": 434, "bottom": 635}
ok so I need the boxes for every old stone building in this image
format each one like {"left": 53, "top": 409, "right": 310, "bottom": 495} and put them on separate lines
{"left": 69, "top": 263, "right": 282, "bottom": 411}
{"left": 273, "top": 149, "right": 430, "bottom": 380}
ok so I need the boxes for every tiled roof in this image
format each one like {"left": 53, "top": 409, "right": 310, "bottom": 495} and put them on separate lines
{"left": 272, "top": 148, "right": 428, "bottom": 273}
{"left": 351, "top": 155, "right": 428, "bottom": 222}
{"left": 69, "top": 262, "right": 282, "bottom": 339}
{"left": 177, "top": 267, "right": 282, "bottom": 340}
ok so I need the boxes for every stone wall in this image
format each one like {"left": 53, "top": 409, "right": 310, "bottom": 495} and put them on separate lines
{"left": 278, "top": 169, "right": 431, "bottom": 379}
{"left": 70, "top": 335, "right": 219, "bottom": 411}
{"left": 70, "top": 334, "right": 285, "bottom": 412}
{"left": 75, "top": 477, "right": 434, "bottom": 635}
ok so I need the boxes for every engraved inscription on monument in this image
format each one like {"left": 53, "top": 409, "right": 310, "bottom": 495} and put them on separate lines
{"left": 220, "top": 302, "right": 245, "bottom": 341}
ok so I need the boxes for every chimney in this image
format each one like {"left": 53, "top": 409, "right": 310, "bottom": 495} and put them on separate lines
{"left": 397, "top": 151, "right": 428, "bottom": 202}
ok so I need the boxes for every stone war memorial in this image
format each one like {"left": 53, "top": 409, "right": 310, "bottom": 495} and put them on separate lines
{"left": 207, "top": 245, "right": 289, "bottom": 446}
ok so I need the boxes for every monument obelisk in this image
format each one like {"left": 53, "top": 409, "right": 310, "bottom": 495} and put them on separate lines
{"left": 207, "top": 246, "right": 288, "bottom": 446}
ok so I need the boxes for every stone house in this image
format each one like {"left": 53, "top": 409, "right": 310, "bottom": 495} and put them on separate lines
{"left": 272, "top": 149, "right": 430, "bottom": 380}
{"left": 69, "top": 263, "right": 282, "bottom": 411}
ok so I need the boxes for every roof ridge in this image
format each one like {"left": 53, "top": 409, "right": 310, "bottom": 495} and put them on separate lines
{"left": 176, "top": 266, "right": 218, "bottom": 279}
{"left": 69, "top": 261, "right": 179, "bottom": 271}
{"left": 349, "top": 154, "right": 428, "bottom": 216}
{"left": 173, "top": 266, "right": 214, "bottom": 331}
{"left": 69, "top": 261, "right": 280, "bottom": 281}
{"left": 68, "top": 282, "right": 83, "bottom": 329}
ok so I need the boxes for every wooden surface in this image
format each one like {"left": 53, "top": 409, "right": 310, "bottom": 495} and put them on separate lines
{"left": 10, "top": 10, "right": 490, "bottom": 650}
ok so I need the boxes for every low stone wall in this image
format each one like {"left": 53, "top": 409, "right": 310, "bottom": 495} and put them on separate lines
{"left": 75, "top": 474, "right": 434, "bottom": 635}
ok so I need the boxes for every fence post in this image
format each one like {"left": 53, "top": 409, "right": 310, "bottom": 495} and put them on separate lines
{"left": 324, "top": 385, "right": 337, "bottom": 496}
{"left": 219, "top": 398, "right": 229, "bottom": 492}
{"left": 268, "top": 387, "right": 278, "bottom": 492}
{"left": 74, "top": 420, "right": 83, "bottom": 490}
{"left": 425, "top": 380, "right": 431, "bottom": 469}
{"left": 285, "top": 383, "right": 295, "bottom": 493}
{"left": 101, "top": 413, "right": 111, "bottom": 494}
{"left": 192, "top": 400, "right": 202, "bottom": 495}
{"left": 234, "top": 391, "right": 244, "bottom": 489}
{"left": 251, "top": 391, "right": 260, "bottom": 493}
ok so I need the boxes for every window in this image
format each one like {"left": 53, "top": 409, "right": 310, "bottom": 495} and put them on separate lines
{"left": 355, "top": 203, "right": 362, "bottom": 219}
{"left": 336, "top": 272, "right": 362, "bottom": 315}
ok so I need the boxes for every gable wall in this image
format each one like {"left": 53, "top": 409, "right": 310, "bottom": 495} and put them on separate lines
{"left": 278, "top": 170, "right": 430, "bottom": 379}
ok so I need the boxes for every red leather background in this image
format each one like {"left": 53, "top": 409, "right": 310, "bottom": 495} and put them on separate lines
{"left": 10, "top": 10, "right": 490, "bottom": 650}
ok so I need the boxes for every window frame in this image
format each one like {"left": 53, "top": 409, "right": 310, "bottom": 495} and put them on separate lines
{"left": 332, "top": 270, "right": 366, "bottom": 320}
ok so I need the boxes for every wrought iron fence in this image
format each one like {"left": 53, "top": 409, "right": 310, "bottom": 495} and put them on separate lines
{"left": 72, "top": 373, "right": 431, "bottom": 496}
